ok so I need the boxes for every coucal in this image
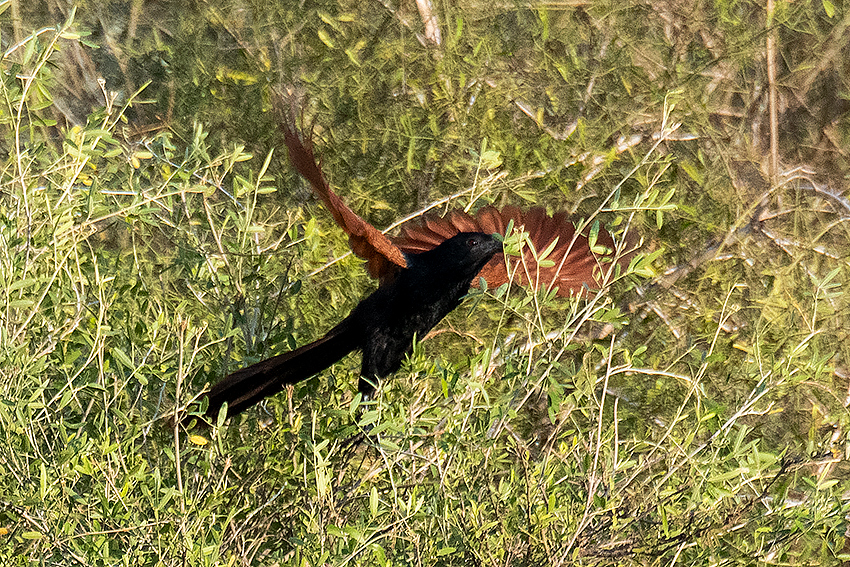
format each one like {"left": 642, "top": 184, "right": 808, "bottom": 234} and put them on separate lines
{"left": 199, "top": 112, "right": 634, "bottom": 422}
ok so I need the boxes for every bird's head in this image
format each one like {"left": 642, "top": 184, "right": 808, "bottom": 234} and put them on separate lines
{"left": 411, "top": 231, "right": 502, "bottom": 281}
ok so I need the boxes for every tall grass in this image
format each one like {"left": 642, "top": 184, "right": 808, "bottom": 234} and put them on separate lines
{"left": 2, "top": 4, "right": 849, "bottom": 566}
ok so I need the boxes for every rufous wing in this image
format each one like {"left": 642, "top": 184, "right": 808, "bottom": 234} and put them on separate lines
{"left": 395, "top": 206, "right": 636, "bottom": 296}
{"left": 279, "top": 116, "right": 408, "bottom": 283}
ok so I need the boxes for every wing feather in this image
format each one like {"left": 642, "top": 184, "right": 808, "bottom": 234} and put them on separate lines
{"left": 277, "top": 107, "right": 407, "bottom": 282}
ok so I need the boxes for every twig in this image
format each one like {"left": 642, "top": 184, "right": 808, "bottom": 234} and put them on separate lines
{"left": 766, "top": 0, "right": 779, "bottom": 185}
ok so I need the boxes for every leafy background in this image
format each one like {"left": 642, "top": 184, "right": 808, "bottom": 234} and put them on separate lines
{"left": 1, "top": 0, "right": 849, "bottom": 565}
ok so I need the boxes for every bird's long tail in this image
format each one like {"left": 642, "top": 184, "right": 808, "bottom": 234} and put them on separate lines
{"left": 203, "top": 321, "right": 357, "bottom": 420}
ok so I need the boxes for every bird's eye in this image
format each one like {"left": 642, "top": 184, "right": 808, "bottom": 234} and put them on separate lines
{"left": 467, "top": 236, "right": 480, "bottom": 247}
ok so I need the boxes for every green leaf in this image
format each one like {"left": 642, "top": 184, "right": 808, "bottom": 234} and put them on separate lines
{"left": 111, "top": 348, "right": 133, "bottom": 369}
{"left": 823, "top": 0, "right": 835, "bottom": 17}
{"left": 536, "top": 236, "right": 559, "bottom": 262}
{"left": 9, "top": 278, "right": 38, "bottom": 292}
{"left": 680, "top": 161, "right": 703, "bottom": 184}
{"left": 370, "top": 486, "right": 379, "bottom": 517}
{"left": 317, "top": 28, "right": 334, "bottom": 48}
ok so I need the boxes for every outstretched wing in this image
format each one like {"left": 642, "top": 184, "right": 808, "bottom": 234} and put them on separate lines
{"left": 395, "top": 206, "right": 636, "bottom": 295}
{"left": 278, "top": 113, "right": 408, "bottom": 283}
{"left": 274, "top": 96, "right": 635, "bottom": 293}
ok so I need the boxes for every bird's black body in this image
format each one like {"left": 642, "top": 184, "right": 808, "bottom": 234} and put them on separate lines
{"left": 203, "top": 232, "right": 501, "bottom": 420}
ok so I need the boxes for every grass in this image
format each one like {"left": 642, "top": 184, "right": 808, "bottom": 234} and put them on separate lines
{"left": 1, "top": 2, "right": 849, "bottom": 565}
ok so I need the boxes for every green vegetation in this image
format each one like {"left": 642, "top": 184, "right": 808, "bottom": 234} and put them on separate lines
{"left": 1, "top": 1, "right": 849, "bottom": 565}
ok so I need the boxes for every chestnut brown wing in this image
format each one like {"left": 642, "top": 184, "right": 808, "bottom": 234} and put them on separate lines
{"left": 279, "top": 119, "right": 407, "bottom": 282}
{"left": 395, "top": 206, "right": 635, "bottom": 295}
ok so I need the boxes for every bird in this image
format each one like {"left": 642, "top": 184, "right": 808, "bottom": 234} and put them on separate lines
{"left": 205, "top": 230, "right": 501, "bottom": 417}
{"left": 197, "top": 109, "right": 635, "bottom": 423}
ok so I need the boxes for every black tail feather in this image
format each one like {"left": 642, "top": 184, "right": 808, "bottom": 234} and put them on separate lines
{"left": 203, "top": 322, "right": 356, "bottom": 420}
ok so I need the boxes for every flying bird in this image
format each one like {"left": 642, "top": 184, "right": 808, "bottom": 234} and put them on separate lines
{"left": 199, "top": 113, "right": 633, "bottom": 422}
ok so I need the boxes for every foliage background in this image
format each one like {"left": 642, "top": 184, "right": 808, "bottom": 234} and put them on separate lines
{"left": 1, "top": 0, "right": 849, "bottom": 565}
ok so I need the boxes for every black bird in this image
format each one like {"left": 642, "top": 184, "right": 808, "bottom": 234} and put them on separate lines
{"left": 204, "top": 231, "right": 501, "bottom": 418}
{"left": 197, "top": 104, "right": 634, "bottom": 422}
